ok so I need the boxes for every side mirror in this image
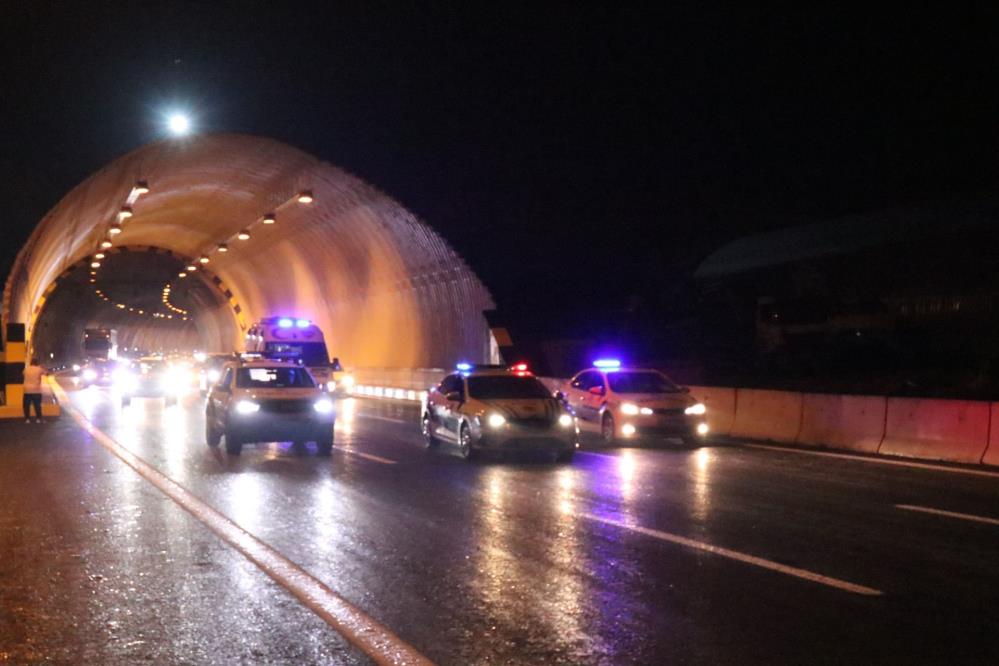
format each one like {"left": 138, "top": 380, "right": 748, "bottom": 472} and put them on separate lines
{"left": 588, "top": 385, "right": 605, "bottom": 396}
{"left": 446, "top": 391, "right": 463, "bottom": 403}
{"left": 553, "top": 390, "right": 566, "bottom": 402}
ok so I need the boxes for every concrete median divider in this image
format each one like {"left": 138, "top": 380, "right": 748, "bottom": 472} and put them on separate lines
{"left": 730, "top": 388, "right": 802, "bottom": 443}
{"left": 796, "top": 393, "right": 886, "bottom": 454}
{"left": 879, "top": 397, "right": 990, "bottom": 464}
{"left": 984, "top": 403, "right": 999, "bottom": 467}
{"left": 688, "top": 385, "right": 736, "bottom": 437}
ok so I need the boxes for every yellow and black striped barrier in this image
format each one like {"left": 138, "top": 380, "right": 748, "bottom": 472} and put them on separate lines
{"left": 0, "top": 322, "right": 60, "bottom": 419}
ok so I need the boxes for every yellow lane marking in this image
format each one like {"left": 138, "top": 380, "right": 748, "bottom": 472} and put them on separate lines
{"left": 896, "top": 504, "right": 999, "bottom": 527}
{"left": 744, "top": 443, "right": 999, "bottom": 479}
{"left": 50, "top": 379, "right": 432, "bottom": 666}
{"left": 581, "top": 512, "right": 882, "bottom": 597}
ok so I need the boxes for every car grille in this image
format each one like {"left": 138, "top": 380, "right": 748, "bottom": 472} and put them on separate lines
{"left": 508, "top": 416, "right": 555, "bottom": 430}
{"left": 258, "top": 399, "right": 313, "bottom": 414}
{"left": 651, "top": 407, "right": 686, "bottom": 416}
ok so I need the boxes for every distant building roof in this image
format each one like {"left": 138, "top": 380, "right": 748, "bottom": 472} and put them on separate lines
{"left": 694, "top": 200, "right": 999, "bottom": 279}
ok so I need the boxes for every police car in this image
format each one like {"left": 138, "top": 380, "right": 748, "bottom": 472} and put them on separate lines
{"left": 421, "top": 363, "right": 578, "bottom": 462}
{"left": 559, "top": 359, "right": 709, "bottom": 445}
{"left": 205, "top": 358, "right": 335, "bottom": 455}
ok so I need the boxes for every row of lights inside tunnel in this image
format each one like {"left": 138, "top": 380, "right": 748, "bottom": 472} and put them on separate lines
{"left": 87, "top": 170, "right": 315, "bottom": 322}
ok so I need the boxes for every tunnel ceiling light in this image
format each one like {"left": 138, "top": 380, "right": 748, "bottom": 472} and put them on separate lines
{"left": 217, "top": 243, "right": 228, "bottom": 252}
{"left": 199, "top": 255, "right": 209, "bottom": 264}
{"left": 237, "top": 230, "right": 251, "bottom": 240}
{"left": 297, "top": 190, "right": 314, "bottom": 204}
{"left": 178, "top": 272, "right": 187, "bottom": 278}
{"left": 94, "top": 252, "right": 105, "bottom": 259}
{"left": 262, "top": 212, "right": 276, "bottom": 225}
{"left": 109, "top": 222, "right": 122, "bottom": 235}
{"left": 133, "top": 180, "right": 149, "bottom": 195}
{"left": 91, "top": 261, "right": 101, "bottom": 268}
{"left": 101, "top": 239, "right": 113, "bottom": 248}
{"left": 119, "top": 205, "right": 133, "bottom": 220}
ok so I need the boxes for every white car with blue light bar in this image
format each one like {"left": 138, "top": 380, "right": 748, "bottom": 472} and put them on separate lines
{"left": 421, "top": 363, "right": 578, "bottom": 461}
{"left": 205, "top": 359, "right": 335, "bottom": 455}
{"left": 559, "top": 359, "right": 708, "bottom": 445}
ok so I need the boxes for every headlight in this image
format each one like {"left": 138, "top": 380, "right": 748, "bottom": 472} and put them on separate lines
{"left": 340, "top": 374, "right": 355, "bottom": 388}
{"left": 684, "top": 403, "right": 706, "bottom": 415}
{"left": 207, "top": 369, "right": 221, "bottom": 383}
{"left": 72, "top": 364, "right": 81, "bottom": 372}
{"left": 235, "top": 400, "right": 260, "bottom": 415}
{"left": 83, "top": 368, "right": 98, "bottom": 381}
{"left": 487, "top": 413, "right": 507, "bottom": 428}
{"left": 313, "top": 398, "right": 334, "bottom": 414}
{"left": 558, "top": 413, "right": 573, "bottom": 427}
{"left": 621, "top": 403, "right": 640, "bottom": 415}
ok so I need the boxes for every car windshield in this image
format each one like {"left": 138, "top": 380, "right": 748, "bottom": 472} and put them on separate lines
{"left": 264, "top": 342, "right": 329, "bottom": 367}
{"left": 607, "top": 371, "right": 682, "bottom": 394}
{"left": 236, "top": 367, "right": 315, "bottom": 389}
{"left": 466, "top": 375, "right": 552, "bottom": 399}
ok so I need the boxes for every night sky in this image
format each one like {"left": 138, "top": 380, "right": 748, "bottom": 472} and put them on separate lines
{"left": 3, "top": 4, "right": 998, "bottom": 335}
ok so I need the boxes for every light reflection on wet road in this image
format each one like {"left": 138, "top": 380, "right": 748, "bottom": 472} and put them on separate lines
{"left": 2, "top": 380, "right": 999, "bottom": 664}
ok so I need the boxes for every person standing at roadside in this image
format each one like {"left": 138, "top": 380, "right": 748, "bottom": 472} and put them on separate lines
{"left": 22, "top": 357, "right": 46, "bottom": 423}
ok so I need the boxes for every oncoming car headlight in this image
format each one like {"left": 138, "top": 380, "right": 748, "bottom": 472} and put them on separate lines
{"left": 207, "top": 369, "right": 221, "bottom": 383}
{"left": 684, "top": 403, "right": 706, "bottom": 416}
{"left": 622, "top": 403, "right": 654, "bottom": 416}
{"left": 487, "top": 413, "right": 507, "bottom": 428}
{"left": 82, "top": 368, "right": 98, "bottom": 382}
{"left": 235, "top": 399, "right": 260, "bottom": 415}
{"left": 313, "top": 398, "right": 334, "bottom": 414}
{"left": 558, "top": 413, "right": 573, "bottom": 427}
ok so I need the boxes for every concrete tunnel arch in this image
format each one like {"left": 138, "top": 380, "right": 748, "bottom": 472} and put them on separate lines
{"left": 3, "top": 134, "right": 495, "bottom": 368}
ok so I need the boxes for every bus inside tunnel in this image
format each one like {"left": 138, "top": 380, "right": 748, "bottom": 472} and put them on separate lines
{"left": 3, "top": 134, "right": 495, "bottom": 369}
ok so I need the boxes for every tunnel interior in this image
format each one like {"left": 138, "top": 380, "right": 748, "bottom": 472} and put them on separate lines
{"left": 31, "top": 247, "right": 238, "bottom": 362}
{"left": 4, "top": 134, "right": 495, "bottom": 369}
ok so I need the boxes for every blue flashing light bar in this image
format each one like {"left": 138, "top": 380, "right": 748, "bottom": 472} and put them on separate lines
{"left": 295, "top": 318, "right": 311, "bottom": 328}
{"left": 277, "top": 318, "right": 294, "bottom": 328}
{"left": 593, "top": 359, "right": 621, "bottom": 369}
{"left": 456, "top": 362, "right": 473, "bottom": 371}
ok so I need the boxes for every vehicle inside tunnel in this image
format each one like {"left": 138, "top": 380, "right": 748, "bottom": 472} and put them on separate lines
{"left": 3, "top": 134, "right": 496, "bottom": 369}
{"left": 31, "top": 246, "right": 238, "bottom": 363}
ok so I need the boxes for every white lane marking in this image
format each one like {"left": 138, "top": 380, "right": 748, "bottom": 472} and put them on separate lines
{"left": 51, "top": 380, "right": 431, "bottom": 666}
{"left": 744, "top": 443, "right": 999, "bottom": 479}
{"left": 581, "top": 512, "right": 882, "bottom": 597}
{"left": 896, "top": 504, "right": 999, "bottom": 527}
{"left": 356, "top": 412, "right": 411, "bottom": 425}
{"left": 333, "top": 446, "right": 397, "bottom": 465}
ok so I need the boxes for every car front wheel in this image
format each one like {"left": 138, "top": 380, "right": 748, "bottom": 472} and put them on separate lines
{"left": 601, "top": 412, "right": 616, "bottom": 445}
{"left": 421, "top": 412, "right": 440, "bottom": 448}
{"left": 458, "top": 423, "right": 477, "bottom": 461}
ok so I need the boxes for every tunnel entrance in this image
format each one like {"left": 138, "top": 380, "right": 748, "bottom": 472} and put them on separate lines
{"left": 31, "top": 246, "right": 239, "bottom": 364}
{"left": 4, "top": 134, "right": 495, "bottom": 369}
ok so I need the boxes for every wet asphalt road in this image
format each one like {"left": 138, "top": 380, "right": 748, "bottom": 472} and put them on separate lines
{"left": 2, "top": 381, "right": 999, "bottom": 664}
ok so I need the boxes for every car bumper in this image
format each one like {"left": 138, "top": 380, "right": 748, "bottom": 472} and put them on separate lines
{"left": 476, "top": 425, "right": 577, "bottom": 452}
{"left": 615, "top": 415, "right": 708, "bottom": 440}
{"left": 227, "top": 413, "right": 334, "bottom": 443}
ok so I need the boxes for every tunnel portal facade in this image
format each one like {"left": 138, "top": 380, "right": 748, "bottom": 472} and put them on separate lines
{"left": 3, "top": 134, "right": 495, "bottom": 369}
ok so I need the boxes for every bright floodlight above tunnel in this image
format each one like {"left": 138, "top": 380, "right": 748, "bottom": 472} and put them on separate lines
{"left": 167, "top": 113, "right": 191, "bottom": 136}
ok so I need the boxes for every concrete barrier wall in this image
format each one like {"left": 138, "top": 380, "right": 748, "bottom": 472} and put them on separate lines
{"left": 730, "top": 388, "right": 803, "bottom": 442}
{"left": 688, "top": 385, "right": 736, "bottom": 437}
{"left": 880, "top": 398, "right": 990, "bottom": 464}
{"left": 796, "top": 393, "right": 886, "bottom": 454}
{"left": 983, "top": 403, "right": 999, "bottom": 467}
